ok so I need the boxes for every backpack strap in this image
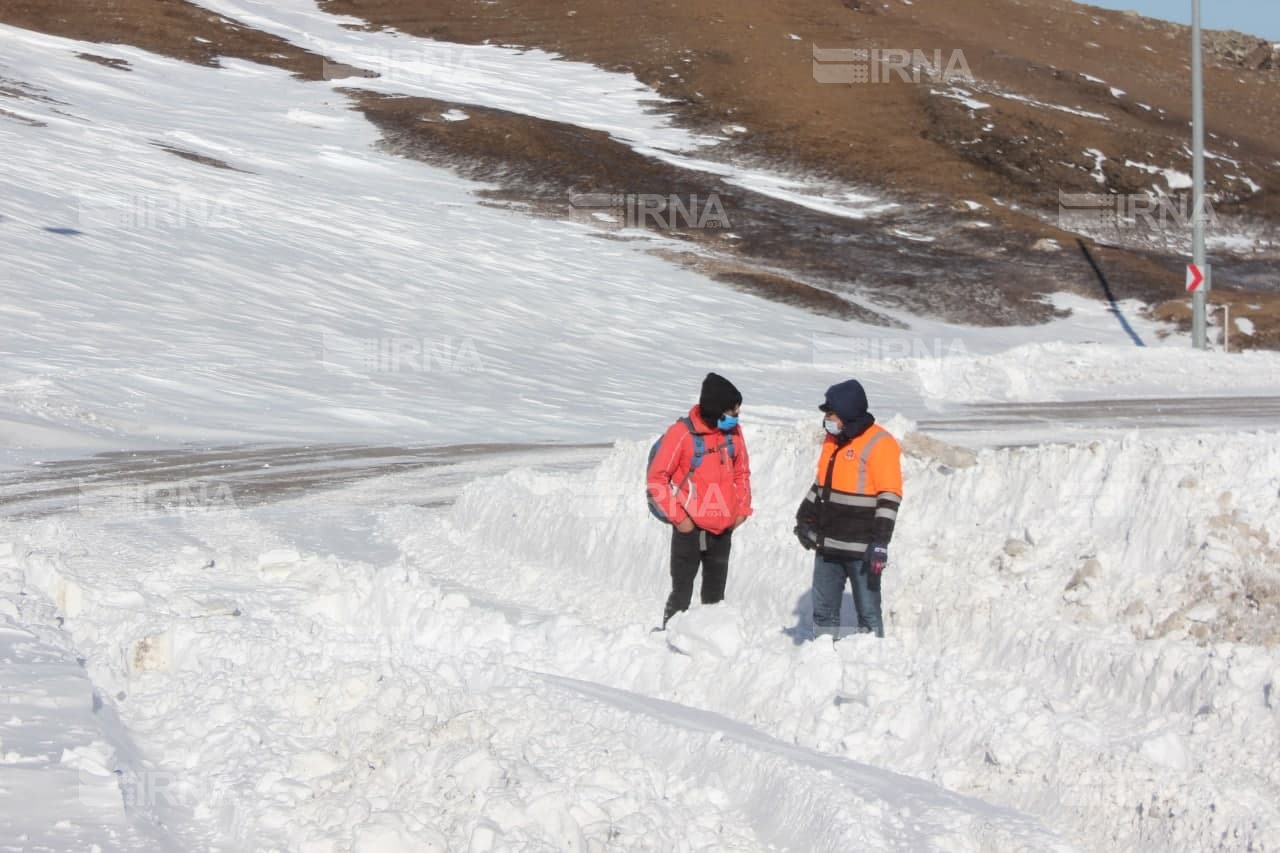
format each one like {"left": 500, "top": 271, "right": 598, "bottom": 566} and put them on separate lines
{"left": 680, "top": 417, "right": 707, "bottom": 470}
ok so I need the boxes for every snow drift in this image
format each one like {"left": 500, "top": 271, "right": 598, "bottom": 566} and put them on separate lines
{"left": 5, "top": 420, "right": 1279, "bottom": 850}
{"left": 390, "top": 419, "right": 1280, "bottom": 851}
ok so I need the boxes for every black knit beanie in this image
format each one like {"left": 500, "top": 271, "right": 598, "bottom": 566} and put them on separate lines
{"left": 698, "top": 372, "right": 742, "bottom": 423}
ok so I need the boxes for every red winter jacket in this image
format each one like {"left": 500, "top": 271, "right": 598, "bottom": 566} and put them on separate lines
{"left": 646, "top": 406, "right": 752, "bottom": 534}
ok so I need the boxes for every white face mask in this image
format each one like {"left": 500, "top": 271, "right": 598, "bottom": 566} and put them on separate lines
{"left": 824, "top": 419, "right": 842, "bottom": 436}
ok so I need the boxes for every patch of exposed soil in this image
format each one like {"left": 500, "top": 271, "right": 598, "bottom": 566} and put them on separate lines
{"left": 354, "top": 90, "right": 1074, "bottom": 325}
{"left": 76, "top": 52, "right": 132, "bottom": 71}
{"left": 0, "top": 106, "right": 44, "bottom": 127}
{"left": 1151, "top": 290, "right": 1280, "bottom": 351}
{"left": 151, "top": 142, "right": 248, "bottom": 172}
{"left": 0, "top": 0, "right": 336, "bottom": 79}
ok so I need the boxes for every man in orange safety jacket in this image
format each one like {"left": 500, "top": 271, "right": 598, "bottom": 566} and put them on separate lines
{"left": 794, "top": 379, "right": 902, "bottom": 638}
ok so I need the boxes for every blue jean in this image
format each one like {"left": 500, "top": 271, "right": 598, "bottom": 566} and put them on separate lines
{"left": 811, "top": 553, "right": 883, "bottom": 639}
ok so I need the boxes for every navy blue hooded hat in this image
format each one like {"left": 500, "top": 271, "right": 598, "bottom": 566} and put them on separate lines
{"left": 819, "top": 379, "right": 876, "bottom": 439}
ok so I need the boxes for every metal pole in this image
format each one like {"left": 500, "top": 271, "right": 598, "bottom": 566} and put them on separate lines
{"left": 1191, "top": 0, "right": 1208, "bottom": 349}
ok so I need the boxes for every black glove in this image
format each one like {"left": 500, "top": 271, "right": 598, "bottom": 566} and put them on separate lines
{"left": 794, "top": 520, "right": 817, "bottom": 551}
{"left": 867, "top": 543, "right": 889, "bottom": 575}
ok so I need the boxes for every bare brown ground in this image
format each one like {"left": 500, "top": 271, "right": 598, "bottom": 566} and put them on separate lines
{"left": 0, "top": 0, "right": 354, "bottom": 79}
{"left": 322, "top": 0, "right": 1279, "bottom": 212}
{"left": 1152, "top": 290, "right": 1280, "bottom": 350}
{"left": 353, "top": 90, "right": 1071, "bottom": 324}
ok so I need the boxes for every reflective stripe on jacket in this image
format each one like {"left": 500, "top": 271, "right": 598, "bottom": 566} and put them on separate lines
{"left": 796, "top": 423, "right": 902, "bottom": 558}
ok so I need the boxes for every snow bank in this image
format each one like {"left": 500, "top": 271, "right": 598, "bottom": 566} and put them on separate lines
{"left": 905, "top": 339, "right": 1280, "bottom": 404}
{"left": 0, "top": 547, "right": 173, "bottom": 850}
{"left": 390, "top": 421, "right": 1280, "bottom": 850}
{"left": 8, "top": 420, "right": 1278, "bottom": 849}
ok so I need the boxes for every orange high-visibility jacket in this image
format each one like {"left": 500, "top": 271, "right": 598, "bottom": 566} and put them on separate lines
{"left": 795, "top": 423, "right": 902, "bottom": 558}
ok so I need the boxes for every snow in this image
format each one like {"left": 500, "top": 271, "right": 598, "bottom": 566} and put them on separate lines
{"left": 3, "top": 4, "right": 1280, "bottom": 852}
{"left": 890, "top": 227, "right": 937, "bottom": 243}
{"left": 1124, "top": 159, "right": 1193, "bottom": 191}
{"left": 1209, "top": 232, "right": 1265, "bottom": 253}
{"left": 0, "top": 551, "right": 175, "bottom": 850}
{"left": 186, "top": 0, "right": 899, "bottom": 221}
{"left": 932, "top": 87, "right": 991, "bottom": 110}
{"left": 187, "top": 0, "right": 704, "bottom": 154}
{"left": 993, "top": 92, "right": 1110, "bottom": 121}
{"left": 439, "top": 108, "right": 469, "bottom": 122}
{"left": 1236, "top": 316, "right": 1257, "bottom": 336}
{"left": 1234, "top": 174, "right": 1262, "bottom": 193}
{"left": 0, "top": 23, "right": 890, "bottom": 451}
{"left": 9, "top": 24, "right": 1246, "bottom": 455}
{"left": 1084, "top": 147, "right": 1107, "bottom": 185}
{"left": 4, "top": 423, "right": 1278, "bottom": 850}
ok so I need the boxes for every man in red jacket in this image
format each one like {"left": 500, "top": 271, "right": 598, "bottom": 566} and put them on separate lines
{"left": 647, "top": 373, "right": 753, "bottom": 628}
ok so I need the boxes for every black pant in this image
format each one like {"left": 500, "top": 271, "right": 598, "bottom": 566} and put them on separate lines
{"left": 663, "top": 526, "right": 733, "bottom": 626}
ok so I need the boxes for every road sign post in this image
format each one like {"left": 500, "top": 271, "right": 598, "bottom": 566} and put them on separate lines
{"left": 1190, "top": 0, "right": 1208, "bottom": 349}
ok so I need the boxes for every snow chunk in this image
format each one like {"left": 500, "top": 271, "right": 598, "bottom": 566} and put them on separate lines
{"left": 439, "top": 109, "right": 469, "bottom": 122}
{"left": 288, "top": 749, "right": 344, "bottom": 779}
{"left": 258, "top": 548, "right": 301, "bottom": 568}
{"left": 664, "top": 605, "right": 745, "bottom": 659}
{"left": 353, "top": 813, "right": 447, "bottom": 853}
{"left": 1140, "top": 732, "right": 1189, "bottom": 771}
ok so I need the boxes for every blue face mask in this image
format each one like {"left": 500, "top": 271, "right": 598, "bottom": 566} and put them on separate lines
{"left": 717, "top": 414, "right": 739, "bottom": 431}
{"left": 824, "top": 418, "right": 842, "bottom": 436}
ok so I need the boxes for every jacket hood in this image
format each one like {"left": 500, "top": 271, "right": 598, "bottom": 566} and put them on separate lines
{"left": 687, "top": 405, "right": 741, "bottom": 435}
{"left": 819, "top": 379, "right": 875, "bottom": 439}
